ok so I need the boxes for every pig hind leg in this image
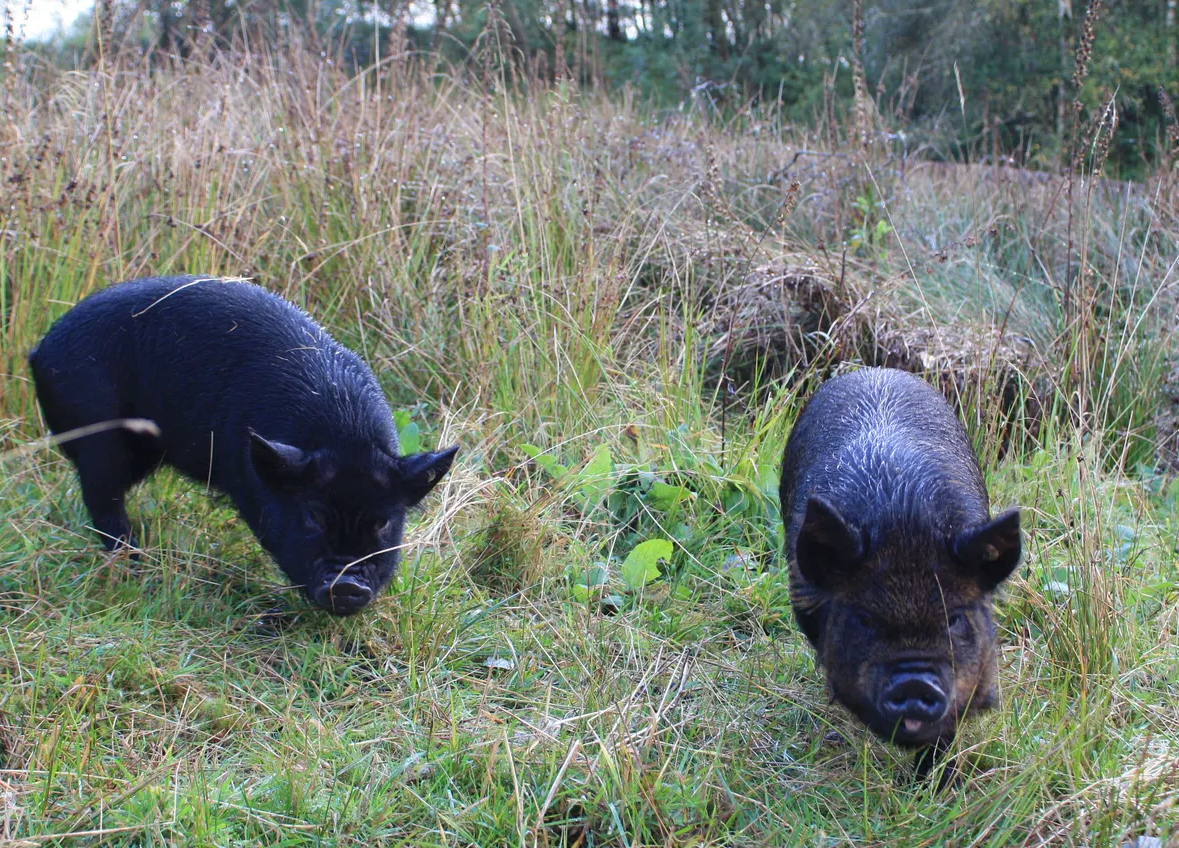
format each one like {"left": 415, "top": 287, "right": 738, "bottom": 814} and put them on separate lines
{"left": 34, "top": 372, "right": 162, "bottom": 551}
{"left": 66, "top": 432, "right": 163, "bottom": 551}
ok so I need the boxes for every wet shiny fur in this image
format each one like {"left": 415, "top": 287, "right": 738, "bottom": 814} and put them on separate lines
{"left": 780, "top": 367, "right": 1021, "bottom": 772}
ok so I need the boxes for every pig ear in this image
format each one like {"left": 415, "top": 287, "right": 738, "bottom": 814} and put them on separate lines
{"left": 397, "top": 445, "right": 459, "bottom": 507}
{"left": 249, "top": 431, "right": 312, "bottom": 489}
{"left": 795, "top": 495, "right": 865, "bottom": 591}
{"left": 952, "top": 508, "right": 1022, "bottom": 591}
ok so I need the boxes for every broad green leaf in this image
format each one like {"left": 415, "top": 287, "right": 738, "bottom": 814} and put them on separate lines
{"left": 572, "top": 445, "right": 612, "bottom": 512}
{"left": 757, "top": 460, "right": 779, "bottom": 494}
{"left": 621, "top": 538, "right": 672, "bottom": 592}
{"left": 397, "top": 420, "right": 421, "bottom": 456}
{"left": 601, "top": 594, "right": 626, "bottom": 613}
{"left": 648, "top": 481, "right": 694, "bottom": 511}
{"left": 521, "top": 443, "right": 568, "bottom": 479}
{"left": 569, "top": 563, "right": 610, "bottom": 602}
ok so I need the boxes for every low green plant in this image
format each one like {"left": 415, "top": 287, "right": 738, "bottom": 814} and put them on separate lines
{"left": 848, "top": 186, "right": 895, "bottom": 257}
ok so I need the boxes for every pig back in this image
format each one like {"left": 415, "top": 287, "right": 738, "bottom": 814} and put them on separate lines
{"left": 780, "top": 368, "right": 991, "bottom": 550}
{"left": 32, "top": 275, "right": 398, "bottom": 484}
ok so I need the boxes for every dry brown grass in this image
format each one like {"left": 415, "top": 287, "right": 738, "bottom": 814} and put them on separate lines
{"left": 2, "top": 33, "right": 1173, "bottom": 463}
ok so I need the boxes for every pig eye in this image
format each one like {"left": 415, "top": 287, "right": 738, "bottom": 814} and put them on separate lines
{"left": 948, "top": 610, "right": 968, "bottom": 632}
{"left": 850, "top": 609, "right": 875, "bottom": 630}
{"left": 303, "top": 510, "right": 326, "bottom": 533}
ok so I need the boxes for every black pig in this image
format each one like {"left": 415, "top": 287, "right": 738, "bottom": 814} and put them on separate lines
{"left": 29, "top": 275, "right": 457, "bottom": 616}
{"left": 779, "top": 367, "right": 1020, "bottom": 773}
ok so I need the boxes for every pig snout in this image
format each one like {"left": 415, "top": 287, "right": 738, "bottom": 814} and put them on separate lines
{"left": 312, "top": 573, "right": 375, "bottom": 615}
{"left": 878, "top": 663, "right": 950, "bottom": 737}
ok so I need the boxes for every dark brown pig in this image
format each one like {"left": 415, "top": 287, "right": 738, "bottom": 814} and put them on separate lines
{"left": 779, "top": 367, "right": 1021, "bottom": 776}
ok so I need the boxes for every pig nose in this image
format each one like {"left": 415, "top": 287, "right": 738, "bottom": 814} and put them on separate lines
{"left": 313, "top": 576, "right": 374, "bottom": 615}
{"left": 879, "top": 669, "right": 948, "bottom": 727}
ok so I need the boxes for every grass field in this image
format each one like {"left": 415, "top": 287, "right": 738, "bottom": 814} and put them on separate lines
{"left": 1, "top": 36, "right": 1178, "bottom": 846}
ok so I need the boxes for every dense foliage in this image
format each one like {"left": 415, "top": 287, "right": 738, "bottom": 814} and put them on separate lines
{"left": 26, "top": 0, "right": 1179, "bottom": 176}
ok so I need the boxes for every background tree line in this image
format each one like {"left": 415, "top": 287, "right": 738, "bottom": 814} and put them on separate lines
{"left": 28, "top": 0, "right": 1179, "bottom": 176}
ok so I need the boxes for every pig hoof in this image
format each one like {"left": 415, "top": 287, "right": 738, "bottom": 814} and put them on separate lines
{"left": 102, "top": 538, "right": 142, "bottom": 564}
{"left": 912, "top": 742, "right": 961, "bottom": 791}
{"left": 255, "top": 605, "right": 296, "bottom": 635}
{"left": 93, "top": 513, "right": 139, "bottom": 560}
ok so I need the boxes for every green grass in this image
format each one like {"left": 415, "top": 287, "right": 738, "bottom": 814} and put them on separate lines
{"left": 4, "top": 387, "right": 1177, "bottom": 845}
{"left": 1, "top": 37, "right": 1177, "bottom": 846}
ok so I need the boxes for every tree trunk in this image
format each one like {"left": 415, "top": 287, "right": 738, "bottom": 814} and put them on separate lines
{"left": 432, "top": 0, "right": 448, "bottom": 51}
{"left": 707, "top": 0, "right": 728, "bottom": 60}
{"left": 1168, "top": 0, "right": 1177, "bottom": 70}
{"left": 606, "top": 0, "right": 624, "bottom": 41}
{"left": 502, "top": 0, "right": 531, "bottom": 62}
